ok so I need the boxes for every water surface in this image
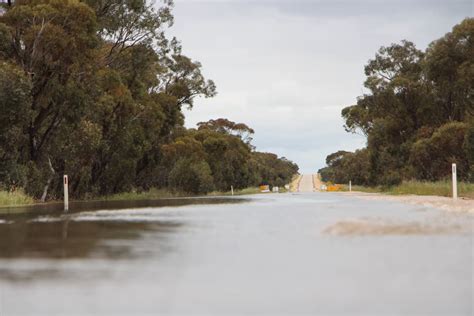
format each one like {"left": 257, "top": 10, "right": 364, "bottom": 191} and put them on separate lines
{"left": 0, "top": 193, "right": 472, "bottom": 315}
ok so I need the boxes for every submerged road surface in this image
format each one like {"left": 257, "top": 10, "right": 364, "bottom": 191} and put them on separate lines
{"left": 0, "top": 193, "right": 473, "bottom": 315}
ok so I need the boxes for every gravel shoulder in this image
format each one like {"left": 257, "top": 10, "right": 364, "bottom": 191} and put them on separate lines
{"left": 312, "top": 174, "right": 323, "bottom": 191}
{"left": 337, "top": 191, "right": 474, "bottom": 213}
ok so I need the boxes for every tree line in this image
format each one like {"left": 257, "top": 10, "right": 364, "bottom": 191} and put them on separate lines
{"left": 0, "top": 0, "right": 298, "bottom": 199}
{"left": 319, "top": 18, "right": 473, "bottom": 186}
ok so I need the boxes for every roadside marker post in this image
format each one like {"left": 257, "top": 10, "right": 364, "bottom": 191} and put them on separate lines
{"left": 349, "top": 181, "right": 352, "bottom": 192}
{"left": 64, "top": 175, "right": 69, "bottom": 212}
{"left": 231, "top": 185, "right": 234, "bottom": 196}
{"left": 452, "top": 164, "right": 457, "bottom": 200}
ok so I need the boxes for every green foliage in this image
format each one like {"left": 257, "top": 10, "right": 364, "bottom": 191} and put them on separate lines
{"left": 0, "top": 62, "right": 32, "bottom": 189}
{"left": 319, "top": 149, "right": 370, "bottom": 185}
{"left": 424, "top": 18, "right": 474, "bottom": 122}
{"left": 169, "top": 158, "right": 214, "bottom": 194}
{"left": 326, "top": 18, "right": 474, "bottom": 186}
{"left": 198, "top": 118, "right": 255, "bottom": 144}
{"left": 410, "top": 122, "right": 469, "bottom": 181}
{"left": 249, "top": 152, "right": 299, "bottom": 187}
{"left": 161, "top": 124, "right": 298, "bottom": 194}
{"left": 464, "top": 120, "right": 474, "bottom": 181}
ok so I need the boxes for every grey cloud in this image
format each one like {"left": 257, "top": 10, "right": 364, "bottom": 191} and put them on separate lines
{"left": 170, "top": 0, "right": 471, "bottom": 172}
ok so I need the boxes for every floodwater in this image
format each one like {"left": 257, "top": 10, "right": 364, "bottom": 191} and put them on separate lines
{"left": 0, "top": 193, "right": 472, "bottom": 315}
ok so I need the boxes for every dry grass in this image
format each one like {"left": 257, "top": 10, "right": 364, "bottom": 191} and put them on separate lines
{"left": 106, "top": 187, "right": 263, "bottom": 200}
{"left": 290, "top": 175, "right": 302, "bottom": 192}
{"left": 208, "top": 187, "right": 261, "bottom": 196}
{"left": 100, "top": 188, "right": 188, "bottom": 201}
{"left": 0, "top": 190, "right": 34, "bottom": 207}
{"left": 348, "top": 180, "right": 474, "bottom": 199}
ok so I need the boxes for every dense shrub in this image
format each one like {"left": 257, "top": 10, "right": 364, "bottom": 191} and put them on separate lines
{"left": 410, "top": 122, "right": 468, "bottom": 181}
{"left": 169, "top": 159, "right": 215, "bottom": 194}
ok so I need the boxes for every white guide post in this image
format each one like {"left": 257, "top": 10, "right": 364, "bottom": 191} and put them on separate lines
{"left": 452, "top": 164, "right": 457, "bottom": 200}
{"left": 64, "top": 175, "right": 69, "bottom": 212}
{"left": 231, "top": 185, "right": 234, "bottom": 196}
{"left": 349, "top": 180, "right": 352, "bottom": 192}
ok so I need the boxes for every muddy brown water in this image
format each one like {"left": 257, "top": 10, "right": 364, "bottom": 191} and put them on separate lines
{"left": 0, "top": 197, "right": 244, "bottom": 261}
{"left": 0, "top": 193, "right": 472, "bottom": 315}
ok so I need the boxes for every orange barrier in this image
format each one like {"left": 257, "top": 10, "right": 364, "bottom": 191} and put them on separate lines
{"left": 326, "top": 184, "right": 343, "bottom": 192}
{"left": 259, "top": 185, "right": 270, "bottom": 192}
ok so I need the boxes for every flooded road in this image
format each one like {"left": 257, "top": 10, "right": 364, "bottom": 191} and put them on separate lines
{"left": 0, "top": 193, "right": 472, "bottom": 315}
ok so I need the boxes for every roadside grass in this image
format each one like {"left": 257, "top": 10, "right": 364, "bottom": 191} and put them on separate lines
{"left": 100, "top": 188, "right": 188, "bottom": 201}
{"left": 290, "top": 174, "right": 302, "bottom": 192}
{"left": 103, "top": 187, "right": 264, "bottom": 200}
{"left": 347, "top": 180, "right": 474, "bottom": 199}
{"left": 0, "top": 184, "right": 288, "bottom": 209}
{"left": 208, "top": 187, "right": 262, "bottom": 196}
{"left": 0, "top": 190, "right": 34, "bottom": 207}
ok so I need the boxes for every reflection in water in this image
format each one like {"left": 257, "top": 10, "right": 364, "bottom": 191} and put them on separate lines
{"left": 0, "top": 197, "right": 243, "bottom": 259}
{"left": 0, "top": 197, "right": 245, "bottom": 281}
{"left": 62, "top": 218, "right": 69, "bottom": 240}
{"left": 0, "top": 219, "right": 181, "bottom": 259}
{"left": 0, "top": 198, "right": 243, "bottom": 282}
{"left": 0, "top": 197, "right": 245, "bottom": 215}
{"left": 0, "top": 218, "right": 182, "bottom": 282}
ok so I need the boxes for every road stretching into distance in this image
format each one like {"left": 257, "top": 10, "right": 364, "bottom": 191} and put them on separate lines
{"left": 298, "top": 174, "right": 323, "bottom": 192}
{"left": 0, "top": 191, "right": 472, "bottom": 315}
{"left": 297, "top": 174, "right": 315, "bottom": 192}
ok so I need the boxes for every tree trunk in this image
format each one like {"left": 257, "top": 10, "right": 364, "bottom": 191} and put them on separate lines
{"left": 40, "top": 157, "right": 55, "bottom": 202}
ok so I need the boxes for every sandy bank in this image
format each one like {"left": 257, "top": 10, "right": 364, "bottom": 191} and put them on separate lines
{"left": 323, "top": 218, "right": 468, "bottom": 236}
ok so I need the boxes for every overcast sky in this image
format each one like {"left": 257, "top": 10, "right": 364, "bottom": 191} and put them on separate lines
{"left": 169, "top": 0, "right": 472, "bottom": 173}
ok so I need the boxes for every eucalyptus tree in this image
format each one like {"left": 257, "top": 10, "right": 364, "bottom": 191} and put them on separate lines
{"left": 328, "top": 18, "right": 474, "bottom": 185}
{"left": 0, "top": 0, "right": 298, "bottom": 199}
